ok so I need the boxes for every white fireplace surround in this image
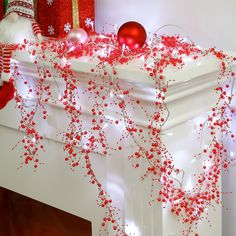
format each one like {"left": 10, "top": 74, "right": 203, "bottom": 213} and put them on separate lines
{"left": 0, "top": 48, "right": 235, "bottom": 235}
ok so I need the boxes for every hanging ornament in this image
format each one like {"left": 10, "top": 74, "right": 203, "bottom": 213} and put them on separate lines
{"left": 0, "top": 81, "right": 15, "bottom": 109}
{"left": 117, "top": 21, "right": 147, "bottom": 50}
{"left": 66, "top": 28, "right": 89, "bottom": 44}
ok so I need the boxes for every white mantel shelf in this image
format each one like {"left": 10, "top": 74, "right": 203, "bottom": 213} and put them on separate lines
{"left": 11, "top": 49, "right": 236, "bottom": 131}
{"left": 0, "top": 49, "right": 236, "bottom": 236}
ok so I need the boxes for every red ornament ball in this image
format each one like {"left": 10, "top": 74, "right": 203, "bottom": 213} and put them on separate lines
{"left": 66, "top": 28, "right": 89, "bottom": 44}
{"left": 117, "top": 21, "right": 147, "bottom": 50}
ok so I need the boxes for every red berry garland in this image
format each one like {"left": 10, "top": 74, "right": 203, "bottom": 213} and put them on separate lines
{"left": 6, "top": 34, "right": 236, "bottom": 236}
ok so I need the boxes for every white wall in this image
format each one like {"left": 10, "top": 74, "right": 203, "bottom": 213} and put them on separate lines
{"left": 95, "top": 0, "right": 236, "bottom": 50}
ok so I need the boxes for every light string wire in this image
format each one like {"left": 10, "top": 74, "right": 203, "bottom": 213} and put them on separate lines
{"left": 7, "top": 24, "right": 236, "bottom": 236}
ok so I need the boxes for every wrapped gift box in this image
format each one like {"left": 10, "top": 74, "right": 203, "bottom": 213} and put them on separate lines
{"left": 37, "top": 0, "right": 95, "bottom": 38}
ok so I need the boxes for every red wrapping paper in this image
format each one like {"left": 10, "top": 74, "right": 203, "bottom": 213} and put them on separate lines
{"left": 0, "top": 2, "right": 4, "bottom": 20}
{"left": 37, "top": 0, "right": 95, "bottom": 38}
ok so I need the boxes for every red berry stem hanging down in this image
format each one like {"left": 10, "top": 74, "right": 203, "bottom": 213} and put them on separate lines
{"left": 2, "top": 24, "right": 236, "bottom": 235}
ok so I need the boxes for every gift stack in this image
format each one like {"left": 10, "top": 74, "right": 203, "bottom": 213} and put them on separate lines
{"left": 36, "top": 0, "right": 95, "bottom": 38}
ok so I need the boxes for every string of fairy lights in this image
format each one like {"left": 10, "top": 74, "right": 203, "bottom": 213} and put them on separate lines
{"left": 4, "top": 26, "right": 236, "bottom": 236}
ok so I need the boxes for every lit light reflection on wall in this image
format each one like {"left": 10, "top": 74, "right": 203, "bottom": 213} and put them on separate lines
{"left": 125, "top": 220, "right": 141, "bottom": 236}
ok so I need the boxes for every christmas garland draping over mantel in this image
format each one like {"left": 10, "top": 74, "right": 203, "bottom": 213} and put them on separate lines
{"left": 5, "top": 32, "right": 236, "bottom": 236}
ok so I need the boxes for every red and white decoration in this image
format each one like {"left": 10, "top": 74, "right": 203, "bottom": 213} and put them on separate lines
{"left": 37, "top": 0, "right": 95, "bottom": 37}
{"left": 6, "top": 0, "right": 35, "bottom": 19}
{"left": 0, "top": 0, "right": 42, "bottom": 81}
{"left": 0, "top": 29, "right": 235, "bottom": 235}
{"left": 0, "top": 44, "right": 17, "bottom": 77}
{"left": 0, "top": 1, "right": 235, "bottom": 235}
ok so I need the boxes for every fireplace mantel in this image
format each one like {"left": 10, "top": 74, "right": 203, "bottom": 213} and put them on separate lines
{"left": 0, "top": 49, "right": 235, "bottom": 236}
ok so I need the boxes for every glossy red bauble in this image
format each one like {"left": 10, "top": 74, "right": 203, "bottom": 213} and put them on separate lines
{"left": 0, "top": 81, "right": 15, "bottom": 110}
{"left": 117, "top": 21, "right": 147, "bottom": 50}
